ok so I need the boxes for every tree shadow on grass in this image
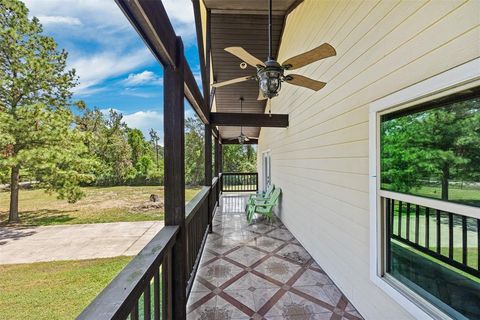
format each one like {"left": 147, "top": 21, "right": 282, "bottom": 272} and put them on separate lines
{"left": 0, "top": 209, "right": 76, "bottom": 227}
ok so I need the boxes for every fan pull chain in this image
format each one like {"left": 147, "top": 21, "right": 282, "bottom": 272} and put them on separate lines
{"left": 268, "top": 99, "right": 272, "bottom": 117}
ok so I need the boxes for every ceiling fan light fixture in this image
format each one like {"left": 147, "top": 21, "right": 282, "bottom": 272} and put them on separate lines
{"left": 238, "top": 135, "right": 246, "bottom": 144}
{"left": 258, "top": 61, "right": 283, "bottom": 99}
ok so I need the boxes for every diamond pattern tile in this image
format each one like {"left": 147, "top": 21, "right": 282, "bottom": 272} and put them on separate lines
{"left": 186, "top": 195, "right": 363, "bottom": 320}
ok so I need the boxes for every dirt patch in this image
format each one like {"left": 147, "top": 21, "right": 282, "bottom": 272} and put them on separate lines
{"left": 131, "top": 200, "right": 164, "bottom": 212}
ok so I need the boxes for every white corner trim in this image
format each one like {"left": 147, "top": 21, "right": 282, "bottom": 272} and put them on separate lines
{"left": 368, "top": 58, "right": 480, "bottom": 319}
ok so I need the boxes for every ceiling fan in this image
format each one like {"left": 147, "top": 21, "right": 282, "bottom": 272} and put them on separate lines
{"left": 227, "top": 97, "right": 258, "bottom": 144}
{"left": 211, "top": 0, "right": 336, "bottom": 100}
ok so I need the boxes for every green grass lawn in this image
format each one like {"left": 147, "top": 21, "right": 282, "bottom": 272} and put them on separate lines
{"left": 0, "top": 186, "right": 201, "bottom": 226}
{"left": 382, "top": 184, "right": 480, "bottom": 206}
{"left": 0, "top": 257, "right": 132, "bottom": 320}
{"left": 414, "top": 185, "right": 480, "bottom": 206}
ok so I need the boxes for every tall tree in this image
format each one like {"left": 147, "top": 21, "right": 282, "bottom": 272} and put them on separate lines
{"left": 0, "top": 0, "right": 95, "bottom": 222}
{"left": 127, "top": 128, "right": 148, "bottom": 166}
{"left": 184, "top": 117, "right": 205, "bottom": 186}
{"left": 149, "top": 128, "right": 161, "bottom": 168}
{"left": 381, "top": 98, "right": 480, "bottom": 201}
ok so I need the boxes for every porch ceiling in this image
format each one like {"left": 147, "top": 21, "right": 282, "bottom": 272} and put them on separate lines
{"left": 204, "top": 0, "right": 299, "bottom": 141}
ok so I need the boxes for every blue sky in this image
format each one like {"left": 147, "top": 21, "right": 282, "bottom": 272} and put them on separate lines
{"left": 23, "top": 0, "right": 201, "bottom": 144}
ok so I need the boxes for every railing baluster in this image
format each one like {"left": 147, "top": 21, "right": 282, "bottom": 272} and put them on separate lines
{"left": 415, "top": 205, "right": 420, "bottom": 244}
{"left": 398, "top": 201, "right": 402, "bottom": 237}
{"left": 477, "top": 219, "right": 480, "bottom": 271}
{"left": 385, "top": 198, "right": 392, "bottom": 272}
{"left": 131, "top": 301, "right": 139, "bottom": 320}
{"left": 436, "top": 210, "right": 441, "bottom": 254}
{"left": 406, "top": 202, "right": 411, "bottom": 241}
{"left": 448, "top": 212, "right": 454, "bottom": 260}
{"left": 462, "top": 215, "right": 467, "bottom": 266}
{"left": 162, "top": 251, "right": 172, "bottom": 320}
{"left": 425, "top": 207, "right": 430, "bottom": 249}
{"left": 154, "top": 269, "right": 160, "bottom": 320}
{"left": 144, "top": 281, "right": 151, "bottom": 320}
{"left": 391, "top": 199, "right": 395, "bottom": 236}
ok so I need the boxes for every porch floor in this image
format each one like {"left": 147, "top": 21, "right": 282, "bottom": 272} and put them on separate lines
{"left": 187, "top": 194, "right": 363, "bottom": 320}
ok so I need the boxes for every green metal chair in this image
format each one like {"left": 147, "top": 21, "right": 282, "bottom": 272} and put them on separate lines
{"left": 247, "top": 184, "right": 275, "bottom": 207}
{"left": 246, "top": 188, "right": 281, "bottom": 223}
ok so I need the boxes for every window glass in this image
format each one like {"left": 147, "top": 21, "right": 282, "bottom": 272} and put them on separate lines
{"left": 381, "top": 95, "right": 480, "bottom": 207}
{"left": 380, "top": 90, "right": 480, "bottom": 319}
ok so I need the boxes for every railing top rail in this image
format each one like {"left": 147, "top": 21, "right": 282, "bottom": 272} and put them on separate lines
{"left": 186, "top": 186, "right": 210, "bottom": 223}
{"left": 221, "top": 172, "right": 258, "bottom": 176}
{"left": 77, "top": 226, "right": 179, "bottom": 320}
{"left": 380, "top": 190, "right": 480, "bottom": 220}
{"left": 212, "top": 176, "right": 219, "bottom": 185}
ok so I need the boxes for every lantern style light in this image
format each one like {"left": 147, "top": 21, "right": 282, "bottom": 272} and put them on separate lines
{"left": 258, "top": 59, "right": 284, "bottom": 99}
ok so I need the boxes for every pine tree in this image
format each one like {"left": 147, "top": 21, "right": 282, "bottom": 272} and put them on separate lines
{"left": 0, "top": 0, "right": 96, "bottom": 223}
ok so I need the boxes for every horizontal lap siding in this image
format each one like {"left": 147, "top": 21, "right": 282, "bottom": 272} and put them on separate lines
{"left": 257, "top": 0, "right": 480, "bottom": 318}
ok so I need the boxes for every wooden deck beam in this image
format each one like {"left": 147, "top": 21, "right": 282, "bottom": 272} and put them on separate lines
{"left": 210, "top": 113, "right": 289, "bottom": 127}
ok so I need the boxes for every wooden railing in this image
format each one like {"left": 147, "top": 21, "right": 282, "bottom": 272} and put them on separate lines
{"left": 77, "top": 226, "right": 178, "bottom": 320}
{"left": 220, "top": 172, "right": 258, "bottom": 192}
{"left": 383, "top": 195, "right": 480, "bottom": 278}
{"left": 78, "top": 179, "right": 220, "bottom": 320}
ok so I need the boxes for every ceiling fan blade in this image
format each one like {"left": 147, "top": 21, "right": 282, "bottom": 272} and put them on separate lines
{"left": 281, "top": 43, "right": 336, "bottom": 70}
{"left": 225, "top": 47, "right": 266, "bottom": 68}
{"left": 244, "top": 137, "right": 250, "bottom": 141}
{"left": 257, "top": 90, "right": 267, "bottom": 100}
{"left": 285, "top": 74, "right": 326, "bottom": 91}
{"left": 212, "top": 76, "right": 253, "bottom": 88}
{"left": 247, "top": 136, "right": 259, "bottom": 140}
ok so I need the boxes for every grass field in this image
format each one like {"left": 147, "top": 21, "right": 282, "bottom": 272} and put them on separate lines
{"left": 415, "top": 185, "right": 480, "bottom": 206}
{"left": 382, "top": 184, "right": 480, "bottom": 206}
{"left": 0, "top": 186, "right": 200, "bottom": 226}
{"left": 0, "top": 256, "right": 132, "bottom": 320}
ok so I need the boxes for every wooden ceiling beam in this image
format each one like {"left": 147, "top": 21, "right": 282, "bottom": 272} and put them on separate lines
{"left": 221, "top": 138, "right": 258, "bottom": 145}
{"left": 210, "top": 112, "right": 288, "bottom": 128}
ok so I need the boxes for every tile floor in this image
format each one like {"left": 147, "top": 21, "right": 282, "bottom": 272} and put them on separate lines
{"left": 187, "top": 195, "right": 363, "bottom": 320}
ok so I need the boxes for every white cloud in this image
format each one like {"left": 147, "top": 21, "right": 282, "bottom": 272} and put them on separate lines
{"left": 123, "top": 111, "right": 164, "bottom": 142}
{"left": 123, "top": 71, "right": 162, "bottom": 86}
{"left": 22, "top": 0, "right": 197, "bottom": 96}
{"left": 100, "top": 109, "right": 164, "bottom": 143}
{"left": 36, "top": 15, "right": 82, "bottom": 26}
{"left": 162, "top": 0, "right": 196, "bottom": 41}
{"left": 72, "top": 49, "right": 153, "bottom": 95}
{"left": 121, "top": 88, "right": 159, "bottom": 98}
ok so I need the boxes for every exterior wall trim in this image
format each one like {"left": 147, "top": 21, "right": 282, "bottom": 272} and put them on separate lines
{"left": 368, "top": 58, "right": 480, "bottom": 319}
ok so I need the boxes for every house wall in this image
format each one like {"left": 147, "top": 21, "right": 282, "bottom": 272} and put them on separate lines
{"left": 256, "top": 0, "right": 480, "bottom": 318}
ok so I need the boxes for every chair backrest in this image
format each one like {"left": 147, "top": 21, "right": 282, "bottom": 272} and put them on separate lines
{"left": 267, "top": 188, "right": 281, "bottom": 205}
{"left": 265, "top": 184, "right": 275, "bottom": 196}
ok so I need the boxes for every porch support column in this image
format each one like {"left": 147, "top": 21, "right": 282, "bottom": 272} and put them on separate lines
{"left": 164, "top": 36, "right": 186, "bottom": 320}
{"left": 205, "top": 123, "right": 212, "bottom": 233}
{"left": 205, "top": 124, "right": 212, "bottom": 184}
{"left": 216, "top": 141, "right": 223, "bottom": 194}
{"left": 214, "top": 137, "right": 220, "bottom": 177}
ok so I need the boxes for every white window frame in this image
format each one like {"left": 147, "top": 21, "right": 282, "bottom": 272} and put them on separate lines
{"left": 368, "top": 58, "right": 480, "bottom": 319}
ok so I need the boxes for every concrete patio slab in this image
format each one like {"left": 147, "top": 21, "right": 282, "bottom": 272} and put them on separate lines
{"left": 0, "top": 221, "right": 164, "bottom": 264}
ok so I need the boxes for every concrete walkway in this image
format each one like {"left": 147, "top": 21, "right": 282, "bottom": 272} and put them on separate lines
{"left": 0, "top": 221, "right": 164, "bottom": 264}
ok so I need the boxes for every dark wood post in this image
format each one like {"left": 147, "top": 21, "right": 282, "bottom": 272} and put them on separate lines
{"left": 205, "top": 124, "right": 212, "bottom": 233}
{"left": 205, "top": 124, "right": 212, "bottom": 184}
{"left": 216, "top": 142, "right": 223, "bottom": 194}
{"left": 214, "top": 137, "right": 220, "bottom": 177}
{"left": 164, "top": 36, "right": 186, "bottom": 320}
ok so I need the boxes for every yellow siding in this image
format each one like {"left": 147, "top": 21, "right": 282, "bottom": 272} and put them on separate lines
{"left": 257, "top": 0, "right": 480, "bottom": 318}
